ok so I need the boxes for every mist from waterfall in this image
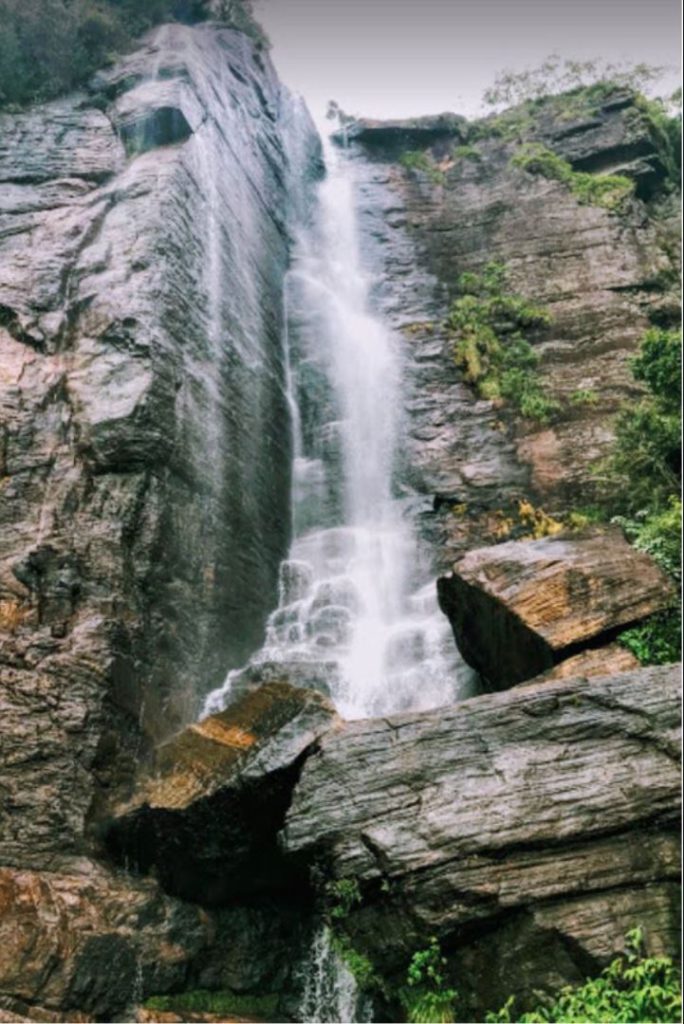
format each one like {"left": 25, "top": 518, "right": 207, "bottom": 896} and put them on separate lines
{"left": 205, "top": 137, "right": 474, "bottom": 721}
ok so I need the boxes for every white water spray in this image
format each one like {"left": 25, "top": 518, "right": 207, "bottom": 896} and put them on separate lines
{"left": 296, "top": 926, "right": 371, "bottom": 1024}
{"left": 205, "top": 139, "right": 473, "bottom": 720}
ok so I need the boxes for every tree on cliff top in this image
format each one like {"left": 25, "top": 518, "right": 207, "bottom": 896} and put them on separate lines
{"left": 482, "top": 54, "right": 676, "bottom": 109}
{"left": 0, "top": 0, "right": 265, "bottom": 109}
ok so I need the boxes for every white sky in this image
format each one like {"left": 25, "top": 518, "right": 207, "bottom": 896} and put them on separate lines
{"left": 253, "top": 0, "right": 681, "bottom": 122}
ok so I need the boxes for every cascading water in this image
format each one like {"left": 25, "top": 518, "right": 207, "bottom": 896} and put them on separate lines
{"left": 296, "top": 926, "right": 372, "bottom": 1024}
{"left": 205, "top": 137, "right": 474, "bottom": 721}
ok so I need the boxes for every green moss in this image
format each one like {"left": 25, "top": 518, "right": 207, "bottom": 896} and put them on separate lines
{"left": 486, "top": 929, "right": 682, "bottom": 1022}
{"left": 399, "top": 150, "right": 446, "bottom": 185}
{"left": 510, "top": 143, "right": 634, "bottom": 210}
{"left": 144, "top": 990, "right": 280, "bottom": 1017}
{"left": 452, "top": 144, "right": 481, "bottom": 161}
{"left": 569, "top": 388, "right": 599, "bottom": 406}
{"left": 445, "top": 262, "right": 555, "bottom": 421}
{"left": 332, "top": 934, "right": 381, "bottom": 991}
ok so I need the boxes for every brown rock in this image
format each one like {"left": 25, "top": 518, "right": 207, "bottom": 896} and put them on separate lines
{"left": 107, "top": 682, "right": 339, "bottom": 904}
{"left": 0, "top": 864, "right": 213, "bottom": 1021}
{"left": 527, "top": 642, "right": 639, "bottom": 683}
{"left": 437, "top": 529, "right": 674, "bottom": 687}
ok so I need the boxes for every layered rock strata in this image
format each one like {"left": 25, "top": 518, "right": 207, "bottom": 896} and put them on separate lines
{"left": 0, "top": 19, "right": 320, "bottom": 1021}
{"left": 107, "top": 683, "right": 339, "bottom": 904}
{"left": 437, "top": 528, "right": 675, "bottom": 687}
{"left": 282, "top": 664, "right": 681, "bottom": 1016}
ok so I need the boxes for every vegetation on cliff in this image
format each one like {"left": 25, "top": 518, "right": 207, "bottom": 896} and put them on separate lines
{"left": 606, "top": 326, "right": 682, "bottom": 664}
{"left": 486, "top": 929, "right": 682, "bottom": 1023}
{"left": 0, "top": 0, "right": 265, "bottom": 108}
{"left": 510, "top": 143, "right": 634, "bottom": 210}
{"left": 444, "top": 261, "right": 558, "bottom": 422}
{"left": 401, "top": 938, "right": 458, "bottom": 1024}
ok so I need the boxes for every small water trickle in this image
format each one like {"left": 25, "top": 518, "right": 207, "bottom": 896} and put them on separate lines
{"left": 296, "top": 926, "right": 372, "bottom": 1024}
{"left": 204, "top": 135, "right": 475, "bottom": 721}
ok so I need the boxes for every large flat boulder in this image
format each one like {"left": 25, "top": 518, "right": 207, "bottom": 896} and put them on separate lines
{"left": 281, "top": 664, "right": 681, "bottom": 1015}
{"left": 107, "top": 682, "right": 339, "bottom": 905}
{"left": 437, "top": 529, "right": 674, "bottom": 687}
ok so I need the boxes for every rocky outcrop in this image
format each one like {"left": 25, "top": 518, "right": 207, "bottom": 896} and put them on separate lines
{"left": 437, "top": 529, "right": 675, "bottom": 687}
{"left": 106, "top": 666, "right": 681, "bottom": 1018}
{"left": 344, "top": 88, "right": 680, "bottom": 569}
{"left": 282, "top": 665, "right": 681, "bottom": 1017}
{"left": 107, "top": 683, "right": 338, "bottom": 904}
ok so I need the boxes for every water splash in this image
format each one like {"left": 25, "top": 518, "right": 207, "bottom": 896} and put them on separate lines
{"left": 296, "top": 926, "right": 372, "bottom": 1024}
{"left": 205, "top": 139, "right": 474, "bottom": 720}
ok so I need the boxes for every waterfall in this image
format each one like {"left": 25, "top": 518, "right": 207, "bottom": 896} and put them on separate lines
{"left": 296, "top": 926, "right": 371, "bottom": 1024}
{"left": 205, "top": 137, "right": 474, "bottom": 721}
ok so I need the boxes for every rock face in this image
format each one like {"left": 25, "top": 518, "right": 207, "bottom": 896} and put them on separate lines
{"left": 0, "top": 18, "right": 321, "bottom": 1022}
{"left": 437, "top": 529, "right": 675, "bottom": 687}
{"left": 343, "top": 88, "right": 680, "bottom": 569}
{"left": 282, "top": 665, "right": 681, "bottom": 1017}
{"left": 107, "top": 682, "right": 338, "bottom": 904}
{"left": 0, "top": 22, "right": 320, "bottom": 872}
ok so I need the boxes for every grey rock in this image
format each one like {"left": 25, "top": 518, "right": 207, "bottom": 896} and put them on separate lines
{"left": 282, "top": 665, "right": 681, "bottom": 1014}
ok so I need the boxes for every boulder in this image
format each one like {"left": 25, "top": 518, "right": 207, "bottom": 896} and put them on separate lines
{"left": 281, "top": 664, "right": 681, "bottom": 1015}
{"left": 437, "top": 529, "right": 674, "bottom": 688}
{"left": 107, "top": 682, "right": 339, "bottom": 904}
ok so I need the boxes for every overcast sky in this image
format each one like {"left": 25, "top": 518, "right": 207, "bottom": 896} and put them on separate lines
{"left": 253, "top": 0, "right": 681, "bottom": 123}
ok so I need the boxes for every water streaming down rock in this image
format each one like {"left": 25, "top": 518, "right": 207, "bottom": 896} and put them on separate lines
{"left": 296, "top": 926, "right": 371, "bottom": 1024}
{"left": 205, "top": 139, "right": 475, "bottom": 720}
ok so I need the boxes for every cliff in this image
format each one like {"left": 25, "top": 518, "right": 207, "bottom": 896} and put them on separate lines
{"left": 0, "top": 27, "right": 680, "bottom": 1024}
{"left": 0, "top": 18, "right": 321, "bottom": 1022}
{"left": 341, "top": 88, "right": 680, "bottom": 568}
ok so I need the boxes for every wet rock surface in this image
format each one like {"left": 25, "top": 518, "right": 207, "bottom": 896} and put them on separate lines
{"left": 282, "top": 664, "right": 681, "bottom": 1015}
{"left": 437, "top": 529, "right": 675, "bottom": 687}
{"left": 0, "top": 20, "right": 320, "bottom": 1022}
{"left": 346, "top": 91, "right": 680, "bottom": 567}
{"left": 107, "top": 683, "right": 338, "bottom": 904}
{"left": 0, "top": 22, "right": 320, "bottom": 876}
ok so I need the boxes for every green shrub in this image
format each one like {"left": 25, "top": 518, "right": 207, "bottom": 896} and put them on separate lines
{"left": 634, "top": 93, "right": 682, "bottom": 187}
{"left": 511, "top": 143, "right": 634, "bottom": 210}
{"left": 326, "top": 877, "right": 362, "bottom": 919}
{"left": 482, "top": 55, "right": 669, "bottom": 110}
{"left": 445, "top": 262, "right": 555, "bottom": 421}
{"left": 486, "top": 928, "right": 682, "bottom": 1022}
{"left": 599, "top": 327, "right": 682, "bottom": 665}
{"left": 614, "top": 497, "right": 681, "bottom": 664}
{"left": 607, "top": 328, "right": 681, "bottom": 513}
{"left": 399, "top": 150, "right": 445, "bottom": 185}
{"left": 0, "top": 0, "right": 265, "bottom": 109}
{"left": 401, "top": 937, "right": 458, "bottom": 1024}
{"left": 144, "top": 990, "right": 279, "bottom": 1017}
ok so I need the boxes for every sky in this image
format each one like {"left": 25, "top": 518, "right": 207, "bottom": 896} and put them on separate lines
{"left": 252, "top": 0, "right": 681, "bottom": 122}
